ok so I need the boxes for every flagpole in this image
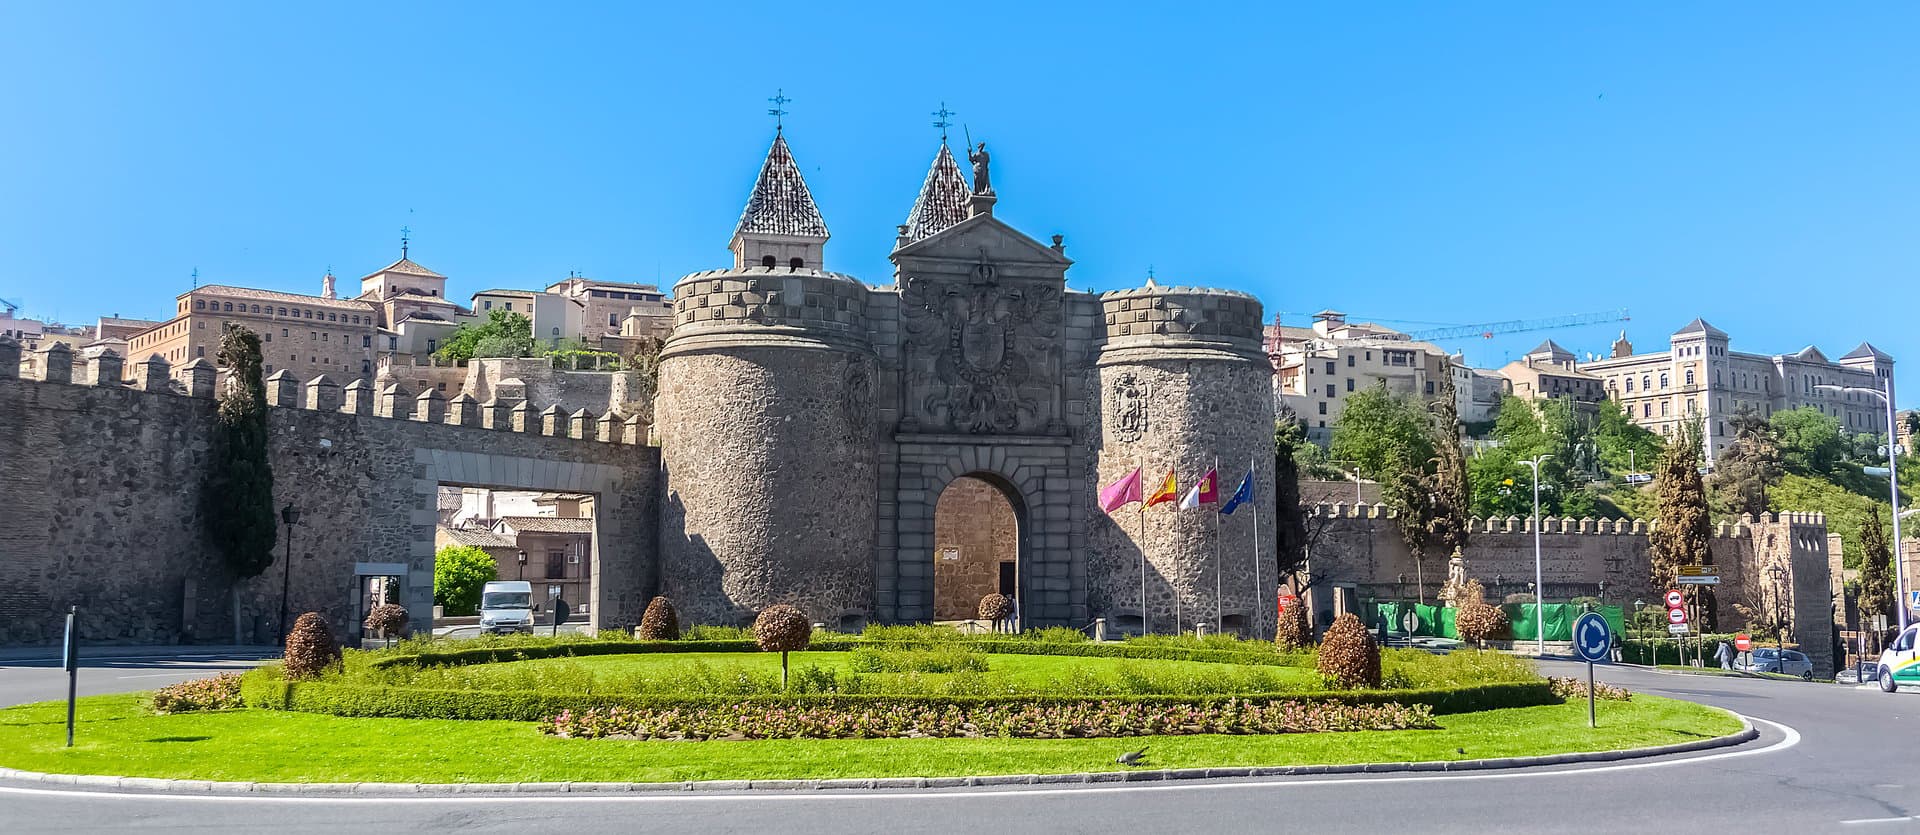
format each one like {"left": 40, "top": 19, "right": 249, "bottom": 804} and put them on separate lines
{"left": 1137, "top": 456, "right": 1148, "bottom": 637}
{"left": 1251, "top": 453, "right": 1263, "bottom": 639}
{"left": 1172, "top": 479, "right": 1181, "bottom": 635}
{"left": 1214, "top": 456, "right": 1223, "bottom": 636}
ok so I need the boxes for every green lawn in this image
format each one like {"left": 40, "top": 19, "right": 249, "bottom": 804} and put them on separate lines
{"left": 485, "top": 650, "right": 1322, "bottom": 688}
{"left": 0, "top": 693, "right": 1742, "bottom": 784}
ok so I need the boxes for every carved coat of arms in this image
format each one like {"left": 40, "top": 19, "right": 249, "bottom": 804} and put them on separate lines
{"left": 901, "top": 260, "right": 1060, "bottom": 434}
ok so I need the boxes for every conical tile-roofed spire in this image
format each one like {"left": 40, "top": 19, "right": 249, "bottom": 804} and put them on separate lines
{"left": 733, "top": 134, "right": 828, "bottom": 240}
{"left": 902, "top": 143, "right": 971, "bottom": 243}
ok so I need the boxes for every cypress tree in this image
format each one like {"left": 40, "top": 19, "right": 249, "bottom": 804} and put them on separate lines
{"left": 206, "top": 324, "right": 277, "bottom": 579}
{"left": 1858, "top": 506, "right": 1895, "bottom": 644}
{"left": 1650, "top": 420, "right": 1711, "bottom": 590}
{"left": 1272, "top": 410, "right": 1309, "bottom": 579}
{"left": 1427, "top": 370, "right": 1472, "bottom": 556}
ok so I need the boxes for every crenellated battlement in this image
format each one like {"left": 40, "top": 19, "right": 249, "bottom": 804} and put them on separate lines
{"left": 1306, "top": 501, "right": 1825, "bottom": 538}
{"left": 0, "top": 337, "right": 648, "bottom": 446}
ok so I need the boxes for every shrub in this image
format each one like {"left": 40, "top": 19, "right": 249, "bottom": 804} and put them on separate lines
{"left": 1275, "top": 601, "right": 1312, "bottom": 650}
{"left": 283, "top": 612, "right": 341, "bottom": 680}
{"left": 1454, "top": 602, "right": 1509, "bottom": 647}
{"left": 686, "top": 624, "right": 753, "bottom": 641}
{"left": 639, "top": 597, "right": 680, "bottom": 641}
{"left": 1023, "top": 626, "right": 1089, "bottom": 644}
{"left": 1549, "top": 676, "right": 1631, "bottom": 701}
{"left": 1316, "top": 613, "right": 1381, "bottom": 689}
{"left": 150, "top": 673, "right": 244, "bottom": 713}
{"left": 978, "top": 593, "right": 1013, "bottom": 624}
{"left": 848, "top": 646, "right": 989, "bottom": 674}
{"left": 754, "top": 604, "right": 812, "bottom": 687}
{"left": 363, "top": 603, "right": 409, "bottom": 637}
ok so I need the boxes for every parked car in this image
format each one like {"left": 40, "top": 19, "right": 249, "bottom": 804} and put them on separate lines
{"left": 1877, "top": 625, "right": 1918, "bottom": 693}
{"left": 1737, "top": 647, "right": 1814, "bottom": 680}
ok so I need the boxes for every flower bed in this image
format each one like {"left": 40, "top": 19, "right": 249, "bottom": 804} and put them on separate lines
{"left": 1548, "top": 677, "right": 1632, "bottom": 701}
{"left": 538, "top": 698, "right": 1438, "bottom": 740}
{"left": 150, "top": 673, "right": 244, "bottom": 714}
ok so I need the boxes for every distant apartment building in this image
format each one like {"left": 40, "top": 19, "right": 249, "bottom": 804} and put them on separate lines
{"left": 355, "top": 253, "right": 466, "bottom": 365}
{"left": 1578, "top": 319, "right": 1895, "bottom": 461}
{"left": 470, "top": 288, "right": 584, "bottom": 349}
{"left": 1498, "top": 340, "right": 1606, "bottom": 408}
{"left": 546, "top": 276, "right": 673, "bottom": 342}
{"left": 125, "top": 284, "right": 380, "bottom": 381}
{"left": 1269, "top": 311, "right": 1477, "bottom": 439}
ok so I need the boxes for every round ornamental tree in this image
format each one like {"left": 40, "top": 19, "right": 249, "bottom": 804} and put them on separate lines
{"left": 639, "top": 596, "right": 681, "bottom": 641}
{"left": 753, "top": 604, "right": 812, "bottom": 687}
{"left": 283, "top": 612, "right": 340, "bottom": 680}
{"left": 1316, "top": 612, "right": 1382, "bottom": 689}
{"left": 1454, "top": 602, "right": 1510, "bottom": 648}
{"left": 363, "top": 603, "right": 408, "bottom": 639}
{"left": 1274, "top": 599, "right": 1312, "bottom": 651}
{"left": 978, "top": 593, "right": 1013, "bottom": 632}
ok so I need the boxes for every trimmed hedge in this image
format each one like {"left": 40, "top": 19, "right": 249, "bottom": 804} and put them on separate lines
{"left": 366, "top": 636, "right": 1298, "bottom": 671}
{"left": 241, "top": 671, "right": 1555, "bottom": 722}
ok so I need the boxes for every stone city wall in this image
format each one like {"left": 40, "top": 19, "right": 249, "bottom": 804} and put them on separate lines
{"left": 0, "top": 339, "right": 659, "bottom": 647}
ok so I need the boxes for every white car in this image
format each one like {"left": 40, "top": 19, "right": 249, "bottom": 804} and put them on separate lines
{"left": 1737, "top": 647, "right": 1814, "bottom": 680}
{"left": 1877, "top": 625, "right": 1918, "bottom": 693}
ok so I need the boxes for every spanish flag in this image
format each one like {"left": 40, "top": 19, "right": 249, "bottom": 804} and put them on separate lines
{"left": 1144, "top": 469, "right": 1179, "bottom": 507}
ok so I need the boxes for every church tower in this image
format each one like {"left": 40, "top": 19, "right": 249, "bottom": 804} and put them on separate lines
{"left": 899, "top": 142, "right": 971, "bottom": 245}
{"left": 728, "top": 133, "right": 829, "bottom": 271}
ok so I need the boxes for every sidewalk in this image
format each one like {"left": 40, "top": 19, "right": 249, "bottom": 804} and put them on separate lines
{"left": 0, "top": 644, "right": 279, "bottom": 664}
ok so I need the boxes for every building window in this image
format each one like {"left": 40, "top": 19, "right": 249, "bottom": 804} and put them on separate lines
{"left": 483, "top": 300, "right": 492, "bottom": 310}
{"left": 761, "top": 255, "right": 777, "bottom": 268}
{"left": 222, "top": 302, "right": 232, "bottom": 311}
{"left": 196, "top": 346, "right": 204, "bottom": 357}
{"left": 1326, "top": 384, "right": 1336, "bottom": 397}
{"left": 281, "top": 329, "right": 288, "bottom": 337}
{"left": 427, "top": 339, "right": 437, "bottom": 352}
{"left": 1686, "top": 369, "right": 1695, "bottom": 387}
{"left": 1625, "top": 378, "right": 1634, "bottom": 393}
{"left": 278, "top": 307, "right": 286, "bottom": 316}
{"left": 1659, "top": 373, "right": 1668, "bottom": 389}
{"left": 790, "top": 257, "right": 804, "bottom": 269}
{"left": 1660, "top": 401, "right": 1669, "bottom": 416}
{"left": 505, "top": 302, "right": 514, "bottom": 311}
{"left": 1318, "top": 402, "right": 1327, "bottom": 415}
{"left": 362, "top": 335, "right": 371, "bottom": 347}
{"left": 197, "top": 321, "right": 204, "bottom": 329}
{"left": 194, "top": 300, "right": 205, "bottom": 310}
{"left": 1325, "top": 361, "right": 1335, "bottom": 374}
{"left": 389, "top": 337, "right": 397, "bottom": 350}
{"left": 328, "top": 313, "right": 336, "bottom": 322}
{"left": 1346, "top": 378, "right": 1355, "bottom": 392}
{"left": 264, "top": 333, "right": 271, "bottom": 342}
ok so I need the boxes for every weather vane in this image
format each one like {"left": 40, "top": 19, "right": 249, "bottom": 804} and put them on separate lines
{"left": 400, "top": 225, "right": 411, "bottom": 259}
{"left": 768, "top": 89, "right": 791, "bottom": 133}
{"left": 932, "top": 102, "right": 956, "bottom": 142}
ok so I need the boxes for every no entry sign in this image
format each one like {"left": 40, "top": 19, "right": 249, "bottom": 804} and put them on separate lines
{"left": 1734, "top": 634, "right": 1751, "bottom": 652}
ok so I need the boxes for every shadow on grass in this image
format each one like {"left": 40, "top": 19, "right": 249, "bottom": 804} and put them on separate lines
{"left": 144, "top": 736, "right": 211, "bottom": 743}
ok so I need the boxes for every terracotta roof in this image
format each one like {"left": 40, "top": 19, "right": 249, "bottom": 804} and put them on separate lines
{"left": 733, "top": 134, "right": 828, "bottom": 240}
{"left": 185, "top": 285, "right": 376, "bottom": 311}
{"left": 902, "top": 143, "right": 971, "bottom": 243}
{"left": 495, "top": 516, "right": 594, "bottom": 534}
{"left": 438, "top": 525, "right": 515, "bottom": 549}
{"left": 364, "top": 258, "right": 446, "bottom": 280}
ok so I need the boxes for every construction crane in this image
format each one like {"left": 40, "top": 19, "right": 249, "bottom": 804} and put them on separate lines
{"left": 1271, "top": 308, "right": 1630, "bottom": 347}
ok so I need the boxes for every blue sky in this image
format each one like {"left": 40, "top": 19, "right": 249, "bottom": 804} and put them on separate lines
{"left": 2, "top": 3, "right": 1915, "bottom": 404}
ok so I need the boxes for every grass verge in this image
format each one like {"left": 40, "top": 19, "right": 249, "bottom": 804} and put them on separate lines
{"left": 0, "top": 693, "right": 1741, "bottom": 784}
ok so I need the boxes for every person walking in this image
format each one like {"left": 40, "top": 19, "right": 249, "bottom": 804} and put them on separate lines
{"left": 1714, "top": 639, "right": 1734, "bottom": 669}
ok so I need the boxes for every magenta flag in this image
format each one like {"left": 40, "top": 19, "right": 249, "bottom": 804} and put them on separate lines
{"left": 1098, "top": 467, "right": 1143, "bottom": 513}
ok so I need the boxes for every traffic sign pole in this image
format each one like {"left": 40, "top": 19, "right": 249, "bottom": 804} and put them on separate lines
{"left": 1572, "top": 612, "right": 1610, "bottom": 728}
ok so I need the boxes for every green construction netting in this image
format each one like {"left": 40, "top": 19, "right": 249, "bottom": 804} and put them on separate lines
{"left": 1365, "top": 601, "right": 1624, "bottom": 642}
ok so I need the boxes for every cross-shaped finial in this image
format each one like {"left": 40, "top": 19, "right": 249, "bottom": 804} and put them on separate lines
{"left": 400, "top": 225, "right": 411, "bottom": 259}
{"left": 767, "top": 89, "right": 791, "bottom": 133}
{"left": 932, "top": 102, "right": 956, "bottom": 142}
{"left": 191, "top": 267, "right": 199, "bottom": 289}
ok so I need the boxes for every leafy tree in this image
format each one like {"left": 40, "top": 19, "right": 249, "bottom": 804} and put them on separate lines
{"left": 1650, "top": 421, "right": 1712, "bottom": 589}
{"left": 1387, "top": 458, "right": 1436, "bottom": 604}
{"left": 1329, "top": 383, "right": 1432, "bottom": 482}
{"left": 1772, "top": 407, "right": 1847, "bottom": 476}
{"left": 433, "top": 545, "right": 499, "bottom": 616}
{"left": 1427, "top": 371, "right": 1472, "bottom": 557}
{"left": 1272, "top": 413, "right": 1310, "bottom": 580}
{"left": 1468, "top": 446, "right": 1532, "bottom": 519}
{"left": 433, "top": 310, "right": 537, "bottom": 364}
{"left": 1857, "top": 506, "right": 1896, "bottom": 642}
{"left": 1593, "top": 398, "right": 1663, "bottom": 477}
{"left": 206, "top": 324, "right": 276, "bottom": 580}
{"left": 1713, "top": 408, "right": 1782, "bottom": 519}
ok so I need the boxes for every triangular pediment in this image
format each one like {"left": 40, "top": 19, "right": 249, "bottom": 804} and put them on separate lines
{"left": 892, "top": 211, "right": 1071, "bottom": 267}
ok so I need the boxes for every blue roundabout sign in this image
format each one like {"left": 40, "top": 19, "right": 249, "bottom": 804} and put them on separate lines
{"left": 1573, "top": 612, "right": 1611, "bottom": 663}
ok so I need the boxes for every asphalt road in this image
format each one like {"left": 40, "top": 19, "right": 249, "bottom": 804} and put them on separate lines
{"left": 0, "top": 656, "right": 1914, "bottom": 834}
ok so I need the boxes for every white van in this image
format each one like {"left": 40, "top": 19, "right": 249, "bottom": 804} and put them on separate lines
{"left": 478, "top": 581, "right": 535, "bottom": 635}
{"left": 1877, "top": 625, "right": 1919, "bottom": 693}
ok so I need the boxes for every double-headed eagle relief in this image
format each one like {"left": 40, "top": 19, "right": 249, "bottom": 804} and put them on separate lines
{"left": 901, "top": 255, "right": 1062, "bottom": 434}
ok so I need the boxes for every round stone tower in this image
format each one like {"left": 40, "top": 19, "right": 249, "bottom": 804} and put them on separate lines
{"left": 652, "top": 133, "right": 878, "bottom": 627}
{"left": 1091, "top": 282, "right": 1274, "bottom": 637}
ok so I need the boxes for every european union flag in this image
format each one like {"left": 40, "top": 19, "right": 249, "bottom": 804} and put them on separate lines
{"left": 1219, "top": 467, "right": 1255, "bottom": 515}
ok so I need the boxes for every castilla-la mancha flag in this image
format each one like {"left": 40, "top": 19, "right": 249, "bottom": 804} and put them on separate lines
{"left": 1179, "top": 467, "right": 1219, "bottom": 509}
{"left": 1097, "top": 467, "right": 1142, "bottom": 514}
{"left": 1144, "top": 469, "right": 1179, "bottom": 508}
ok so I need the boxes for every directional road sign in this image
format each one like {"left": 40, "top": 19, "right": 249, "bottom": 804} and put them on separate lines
{"left": 1573, "top": 612, "right": 1611, "bottom": 663}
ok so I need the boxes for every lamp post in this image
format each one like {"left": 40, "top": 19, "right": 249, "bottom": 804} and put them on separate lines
{"left": 1767, "top": 563, "right": 1788, "bottom": 660}
{"left": 516, "top": 549, "right": 527, "bottom": 581}
{"left": 1521, "top": 454, "right": 1552, "bottom": 655}
{"left": 277, "top": 504, "right": 301, "bottom": 644}
{"left": 1816, "top": 380, "right": 1907, "bottom": 630}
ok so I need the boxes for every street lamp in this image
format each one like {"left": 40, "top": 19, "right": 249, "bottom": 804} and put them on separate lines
{"left": 1766, "top": 562, "right": 1788, "bottom": 658}
{"left": 1328, "top": 459, "right": 1364, "bottom": 504}
{"left": 277, "top": 504, "right": 301, "bottom": 644}
{"left": 516, "top": 549, "right": 528, "bottom": 581}
{"left": 1521, "top": 454, "right": 1552, "bottom": 655}
{"left": 1815, "top": 381, "right": 1907, "bottom": 630}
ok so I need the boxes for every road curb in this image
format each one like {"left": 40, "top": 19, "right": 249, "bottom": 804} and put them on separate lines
{"left": 0, "top": 712, "right": 1762, "bottom": 797}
